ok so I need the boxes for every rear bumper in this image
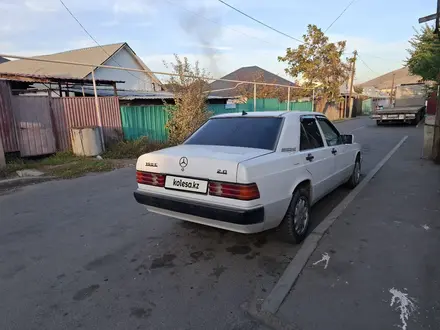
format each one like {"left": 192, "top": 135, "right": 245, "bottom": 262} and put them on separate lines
{"left": 133, "top": 190, "right": 264, "bottom": 225}
{"left": 371, "top": 114, "right": 417, "bottom": 121}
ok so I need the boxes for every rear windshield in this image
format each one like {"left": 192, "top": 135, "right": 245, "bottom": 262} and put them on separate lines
{"left": 184, "top": 117, "right": 283, "bottom": 150}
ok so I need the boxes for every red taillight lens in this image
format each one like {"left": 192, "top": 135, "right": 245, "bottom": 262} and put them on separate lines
{"left": 208, "top": 181, "right": 260, "bottom": 201}
{"left": 136, "top": 171, "right": 165, "bottom": 187}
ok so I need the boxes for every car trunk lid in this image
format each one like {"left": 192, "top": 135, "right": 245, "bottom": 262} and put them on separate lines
{"left": 136, "top": 145, "right": 271, "bottom": 183}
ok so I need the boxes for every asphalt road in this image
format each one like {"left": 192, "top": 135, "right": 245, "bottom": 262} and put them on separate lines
{"left": 0, "top": 117, "right": 422, "bottom": 330}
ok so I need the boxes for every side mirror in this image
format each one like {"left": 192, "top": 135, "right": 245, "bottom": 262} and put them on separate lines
{"left": 341, "top": 134, "right": 354, "bottom": 144}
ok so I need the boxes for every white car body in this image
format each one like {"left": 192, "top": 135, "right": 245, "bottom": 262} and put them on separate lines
{"left": 134, "top": 111, "right": 361, "bottom": 234}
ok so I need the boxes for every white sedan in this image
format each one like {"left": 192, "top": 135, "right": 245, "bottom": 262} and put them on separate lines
{"left": 134, "top": 111, "right": 361, "bottom": 243}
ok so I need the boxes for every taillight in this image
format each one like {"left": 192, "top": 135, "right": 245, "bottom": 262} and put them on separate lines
{"left": 208, "top": 181, "right": 260, "bottom": 201}
{"left": 136, "top": 171, "right": 165, "bottom": 187}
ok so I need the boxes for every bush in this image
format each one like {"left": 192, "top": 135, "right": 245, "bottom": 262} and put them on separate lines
{"left": 103, "top": 137, "right": 170, "bottom": 159}
{"left": 164, "top": 55, "right": 212, "bottom": 145}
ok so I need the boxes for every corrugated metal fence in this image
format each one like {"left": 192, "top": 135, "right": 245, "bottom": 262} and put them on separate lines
{"left": 51, "top": 97, "right": 122, "bottom": 151}
{"left": 120, "top": 99, "right": 313, "bottom": 142}
{"left": 120, "top": 105, "right": 168, "bottom": 142}
{"left": 13, "top": 96, "right": 56, "bottom": 156}
{"left": 0, "top": 87, "right": 121, "bottom": 155}
{"left": 0, "top": 81, "right": 19, "bottom": 152}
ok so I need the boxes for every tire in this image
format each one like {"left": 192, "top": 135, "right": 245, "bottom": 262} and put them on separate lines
{"left": 346, "top": 157, "right": 361, "bottom": 189}
{"left": 278, "top": 188, "right": 311, "bottom": 244}
{"left": 376, "top": 120, "right": 382, "bottom": 126}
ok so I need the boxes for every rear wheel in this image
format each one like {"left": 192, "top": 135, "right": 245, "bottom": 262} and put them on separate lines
{"left": 376, "top": 120, "right": 382, "bottom": 126}
{"left": 278, "top": 188, "right": 310, "bottom": 244}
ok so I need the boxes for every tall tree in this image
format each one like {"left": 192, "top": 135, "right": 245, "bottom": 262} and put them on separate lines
{"left": 278, "top": 24, "right": 353, "bottom": 112}
{"left": 407, "top": 25, "right": 440, "bottom": 163}
{"left": 164, "top": 55, "right": 212, "bottom": 145}
{"left": 407, "top": 25, "right": 440, "bottom": 83}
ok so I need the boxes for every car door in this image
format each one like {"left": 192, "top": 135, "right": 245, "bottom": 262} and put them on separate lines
{"left": 299, "top": 116, "right": 335, "bottom": 203}
{"left": 316, "top": 116, "right": 352, "bottom": 185}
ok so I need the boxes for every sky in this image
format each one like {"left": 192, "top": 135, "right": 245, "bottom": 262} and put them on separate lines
{"left": 0, "top": 0, "right": 436, "bottom": 84}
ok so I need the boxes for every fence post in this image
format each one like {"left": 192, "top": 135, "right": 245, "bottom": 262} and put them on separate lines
{"left": 253, "top": 83, "right": 257, "bottom": 111}
{"left": 312, "top": 88, "right": 315, "bottom": 112}
{"left": 91, "top": 69, "right": 105, "bottom": 152}
{"left": 287, "top": 87, "right": 291, "bottom": 111}
{"left": 0, "top": 135, "right": 5, "bottom": 169}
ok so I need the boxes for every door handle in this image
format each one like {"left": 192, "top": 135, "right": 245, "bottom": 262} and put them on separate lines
{"left": 306, "top": 153, "right": 314, "bottom": 162}
{"left": 331, "top": 148, "right": 337, "bottom": 155}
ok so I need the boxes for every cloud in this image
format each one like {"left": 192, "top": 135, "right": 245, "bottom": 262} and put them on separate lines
{"left": 181, "top": 42, "right": 232, "bottom": 51}
{"left": 101, "top": 20, "right": 120, "bottom": 27}
{"left": 24, "top": 0, "right": 59, "bottom": 12}
{"left": 112, "top": 0, "right": 156, "bottom": 15}
{"left": 67, "top": 39, "right": 98, "bottom": 50}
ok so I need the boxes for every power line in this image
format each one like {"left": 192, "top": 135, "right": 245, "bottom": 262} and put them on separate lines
{"left": 217, "top": 0, "right": 304, "bottom": 43}
{"left": 325, "top": 0, "right": 358, "bottom": 33}
{"left": 58, "top": 0, "right": 152, "bottom": 86}
{"left": 357, "top": 53, "right": 403, "bottom": 62}
{"left": 358, "top": 54, "right": 378, "bottom": 75}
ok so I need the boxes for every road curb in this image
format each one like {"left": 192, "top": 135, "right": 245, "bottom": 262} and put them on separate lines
{"left": 241, "top": 300, "right": 300, "bottom": 330}
{"left": 0, "top": 176, "right": 55, "bottom": 190}
{"left": 332, "top": 116, "right": 362, "bottom": 123}
{"left": 260, "top": 135, "right": 409, "bottom": 315}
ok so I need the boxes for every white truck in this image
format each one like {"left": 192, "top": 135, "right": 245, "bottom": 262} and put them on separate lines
{"left": 371, "top": 83, "right": 426, "bottom": 125}
{"left": 134, "top": 111, "right": 362, "bottom": 243}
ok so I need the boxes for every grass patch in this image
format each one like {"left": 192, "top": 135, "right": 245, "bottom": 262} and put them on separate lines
{"left": 103, "top": 137, "right": 170, "bottom": 159}
{"left": 0, "top": 152, "right": 115, "bottom": 180}
{"left": 47, "top": 159, "right": 114, "bottom": 179}
{"left": 0, "top": 162, "right": 33, "bottom": 179}
{"left": 1, "top": 138, "right": 170, "bottom": 180}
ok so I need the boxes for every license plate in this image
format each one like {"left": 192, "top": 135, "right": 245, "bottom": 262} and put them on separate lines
{"left": 165, "top": 176, "right": 208, "bottom": 194}
{"left": 388, "top": 115, "right": 398, "bottom": 119}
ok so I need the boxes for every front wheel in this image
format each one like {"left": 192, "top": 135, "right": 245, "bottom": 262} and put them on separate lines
{"left": 346, "top": 157, "right": 361, "bottom": 189}
{"left": 278, "top": 188, "right": 311, "bottom": 244}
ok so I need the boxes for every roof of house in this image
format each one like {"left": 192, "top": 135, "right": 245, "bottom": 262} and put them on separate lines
{"left": 209, "top": 66, "right": 295, "bottom": 97}
{"left": 360, "top": 67, "right": 423, "bottom": 90}
{"left": 0, "top": 56, "right": 9, "bottom": 64}
{"left": 68, "top": 88, "right": 229, "bottom": 100}
{"left": 0, "top": 72, "right": 123, "bottom": 86}
{"left": 0, "top": 43, "right": 161, "bottom": 85}
{"left": 339, "top": 79, "right": 358, "bottom": 96}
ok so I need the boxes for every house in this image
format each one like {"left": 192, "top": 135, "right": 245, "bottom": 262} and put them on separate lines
{"left": 360, "top": 67, "right": 423, "bottom": 93}
{"left": 0, "top": 43, "right": 162, "bottom": 93}
{"left": 209, "top": 66, "right": 295, "bottom": 99}
{"left": 0, "top": 56, "right": 9, "bottom": 64}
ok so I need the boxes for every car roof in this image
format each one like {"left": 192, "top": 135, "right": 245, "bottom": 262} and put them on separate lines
{"left": 211, "top": 111, "right": 323, "bottom": 119}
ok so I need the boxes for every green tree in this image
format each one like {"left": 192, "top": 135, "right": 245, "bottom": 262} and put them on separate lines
{"left": 354, "top": 85, "right": 364, "bottom": 94}
{"left": 407, "top": 25, "right": 440, "bottom": 163}
{"left": 278, "top": 24, "right": 353, "bottom": 112}
{"left": 407, "top": 25, "right": 440, "bottom": 83}
{"left": 164, "top": 55, "right": 212, "bottom": 145}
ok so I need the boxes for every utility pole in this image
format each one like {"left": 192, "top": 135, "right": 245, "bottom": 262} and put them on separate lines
{"left": 418, "top": 0, "right": 440, "bottom": 163}
{"left": 389, "top": 73, "right": 395, "bottom": 107}
{"left": 348, "top": 50, "right": 357, "bottom": 118}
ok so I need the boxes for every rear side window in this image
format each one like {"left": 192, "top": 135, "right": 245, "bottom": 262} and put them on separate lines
{"left": 300, "top": 117, "right": 324, "bottom": 150}
{"left": 185, "top": 117, "right": 282, "bottom": 150}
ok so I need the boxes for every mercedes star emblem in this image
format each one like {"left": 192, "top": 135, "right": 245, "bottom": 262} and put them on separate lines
{"left": 179, "top": 157, "right": 188, "bottom": 171}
